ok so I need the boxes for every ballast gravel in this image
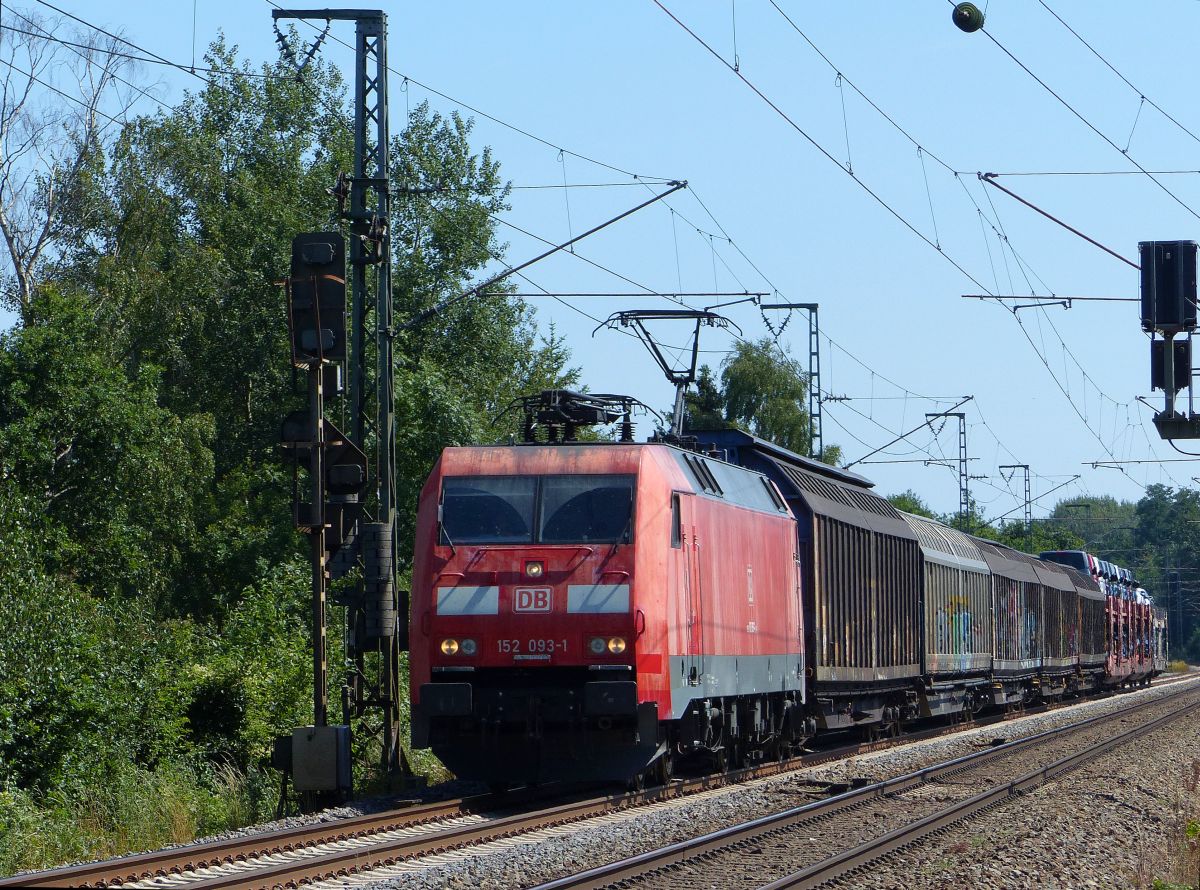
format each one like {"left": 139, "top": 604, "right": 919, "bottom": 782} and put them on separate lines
{"left": 850, "top": 691, "right": 1200, "bottom": 890}
{"left": 302, "top": 673, "right": 1200, "bottom": 889}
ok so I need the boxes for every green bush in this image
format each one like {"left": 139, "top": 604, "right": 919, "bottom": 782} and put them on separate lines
{"left": 0, "top": 759, "right": 277, "bottom": 876}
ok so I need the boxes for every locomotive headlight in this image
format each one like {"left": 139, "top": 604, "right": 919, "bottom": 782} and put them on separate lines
{"left": 589, "top": 636, "right": 607, "bottom": 655}
{"left": 440, "top": 638, "right": 460, "bottom": 656}
{"left": 459, "top": 638, "right": 478, "bottom": 656}
{"left": 606, "top": 637, "right": 627, "bottom": 655}
{"left": 525, "top": 560, "right": 545, "bottom": 578}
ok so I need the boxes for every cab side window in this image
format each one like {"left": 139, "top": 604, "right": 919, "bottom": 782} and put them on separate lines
{"left": 671, "top": 493, "right": 681, "bottom": 548}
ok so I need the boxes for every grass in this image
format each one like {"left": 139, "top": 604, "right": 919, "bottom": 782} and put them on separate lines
{"left": 0, "top": 759, "right": 277, "bottom": 877}
{"left": 1142, "top": 758, "right": 1200, "bottom": 889}
{"left": 0, "top": 733, "right": 452, "bottom": 878}
{"left": 1168, "top": 659, "right": 1191, "bottom": 674}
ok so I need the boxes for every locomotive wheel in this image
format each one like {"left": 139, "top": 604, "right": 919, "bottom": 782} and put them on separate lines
{"left": 653, "top": 751, "right": 674, "bottom": 786}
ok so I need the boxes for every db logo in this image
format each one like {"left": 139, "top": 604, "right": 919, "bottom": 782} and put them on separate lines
{"left": 514, "top": 587, "right": 552, "bottom": 613}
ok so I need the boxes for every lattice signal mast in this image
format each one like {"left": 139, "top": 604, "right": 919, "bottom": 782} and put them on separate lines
{"left": 275, "top": 8, "right": 406, "bottom": 803}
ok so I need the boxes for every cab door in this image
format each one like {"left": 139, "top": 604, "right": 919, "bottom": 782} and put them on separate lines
{"left": 674, "top": 492, "right": 704, "bottom": 685}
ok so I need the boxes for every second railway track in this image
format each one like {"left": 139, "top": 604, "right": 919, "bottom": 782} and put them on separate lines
{"left": 535, "top": 680, "right": 1200, "bottom": 890}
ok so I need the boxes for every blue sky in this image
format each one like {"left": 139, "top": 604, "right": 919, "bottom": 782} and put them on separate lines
{"left": 4, "top": 1, "right": 1199, "bottom": 529}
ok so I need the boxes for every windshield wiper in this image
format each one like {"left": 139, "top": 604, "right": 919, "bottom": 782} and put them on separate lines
{"left": 610, "top": 507, "right": 634, "bottom": 555}
{"left": 437, "top": 504, "right": 458, "bottom": 557}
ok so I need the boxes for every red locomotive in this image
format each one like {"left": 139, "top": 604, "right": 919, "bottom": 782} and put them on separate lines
{"left": 409, "top": 394, "right": 803, "bottom": 783}
{"left": 409, "top": 392, "right": 1166, "bottom": 786}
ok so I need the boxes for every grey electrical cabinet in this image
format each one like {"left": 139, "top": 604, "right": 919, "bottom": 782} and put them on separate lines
{"left": 291, "top": 725, "right": 352, "bottom": 793}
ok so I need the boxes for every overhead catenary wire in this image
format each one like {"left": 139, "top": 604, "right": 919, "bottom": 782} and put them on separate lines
{"left": 261, "top": 0, "right": 675, "bottom": 185}
{"left": 52, "top": 0, "right": 677, "bottom": 192}
{"left": 965, "top": 2, "right": 1200, "bottom": 224}
{"left": 657, "top": 9, "right": 1166, "bottom": 498}
{"left": 0, "top": 4, "right": 929, "bottom": 478}
{"left": 1036, "top": 0, "right": 1200, "bottom": 149}
{"left": 954, "top": 172, "right": 1151, "bottom": 474}
{"left": 767, "top": 0, "right": 957, "bottom": 175}
{"left": 0, "top": 20, "right": 276, "bottom": 79}
{"left": 766, "top": 0, "right": 1156, "bottom": 432}
{"left": 47, "top": 2, "right": 1183, "bottom": 504}
{"left": 31, "top": 0, "right": 360, "bottom": 142}
{"left": 44, "top": 0, "right": 760, "bottom": 386}
{"left": 0, "top": 52, "right": 125, "bottom": 127}
{"left": 651, "top": 0, "right": 992, "bottom": 294}
{"left": 1, "top": 11, "right": 181, "bottom": 118}
{"left": 982, "top": 169, "right": 1200, "bottom": 177}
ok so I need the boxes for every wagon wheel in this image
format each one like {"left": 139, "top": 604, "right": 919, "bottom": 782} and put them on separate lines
{"left": 713, "top": 746, "right": 729, "bottom": 773}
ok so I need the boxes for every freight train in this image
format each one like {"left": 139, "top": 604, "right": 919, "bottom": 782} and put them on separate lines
{"left": 408, "top": 392, "right": 1168, "bottom": 785}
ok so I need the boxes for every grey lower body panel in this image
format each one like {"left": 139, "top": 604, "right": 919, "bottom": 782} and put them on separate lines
{"left": 927, "top": 653, "right": 991, "bottom": 674}
{"left": 918, "top": 678, "right": 991, "bottom": 718}
{"left": 993, "top": 658, "right": 1040, "bottom": 676}
{"left": 668, "top": 653, "right": 804, "bottom": 720}
{"left": 814, "top": 663, "right": 921, "bottom": 683}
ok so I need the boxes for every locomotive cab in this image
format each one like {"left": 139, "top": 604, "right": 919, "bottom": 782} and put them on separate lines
{"left": 409, "top": 445, "right": 661, "bottom": 784}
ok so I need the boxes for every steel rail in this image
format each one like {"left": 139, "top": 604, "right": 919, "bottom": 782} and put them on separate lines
{"left": 0, "top": 793, "right": 501, "bottom": 889}
{"left": 6, "top": 675, "right": 1190, "bottom": 890}
{"left": 531, "top": 683, "right": 1199, "bottom": 890}
{"left": 761, "top": 694, "right": 1197, "bottom": 889}
{"left": 0, "top": 715, "right": 1010, "bottom": 889}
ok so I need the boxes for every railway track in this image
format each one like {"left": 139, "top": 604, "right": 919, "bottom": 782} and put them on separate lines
{"left": 0, "top": 737, "right": 942, "bottom": 890}
{"left": 534, "top": 681, "right": 1200, "bottom": 889}
{"left": 4, "top": 675, "right": 1193, "bottom": 890}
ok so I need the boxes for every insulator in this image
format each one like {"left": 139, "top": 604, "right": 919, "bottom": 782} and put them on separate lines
{"left": 362, "top": 521, "right": 395, "bottom": 639}
{"left": 952, "top": 2, "right": 985, "bottom": 33}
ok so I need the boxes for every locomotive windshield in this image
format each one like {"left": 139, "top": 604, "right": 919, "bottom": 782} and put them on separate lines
{"left": 540, "top": 475, "right": 634, "bottom": 543}
{"left": 440, "top": 474, "right": 634, "bottom": 545}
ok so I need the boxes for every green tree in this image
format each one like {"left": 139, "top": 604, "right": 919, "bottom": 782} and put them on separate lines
{"left": 0, "top": 290, "right": 214, "bottom": 606}
{"left": 682, "top": 338, "right": 841, "bottom": 465}
{"left": 0, "top": 32, "right": 581, "bottom": 841}
{"left": 887, "top": 489, "right": 936, "bottom": 518}
{"left": 993, "top": 520, "right": 1083, "bottom": 555}
{"left": 1047, "top": 495, "right": 1138, "bottom": 557}
{"left": 721, "top": 338, "right": 809, "bottom": 451}
{"left": 681, "top": 365, "right": 726, "bottom": 430}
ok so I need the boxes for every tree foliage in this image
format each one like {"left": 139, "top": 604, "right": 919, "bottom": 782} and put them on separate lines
{"left": 887, "top": 489, "right": 936, "bottom": 518}
{"left": 0, "top": 34, "right": 578, "bottom": 868}
{"left": 682, "top": 337, "right": 841, "bottom": 465}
